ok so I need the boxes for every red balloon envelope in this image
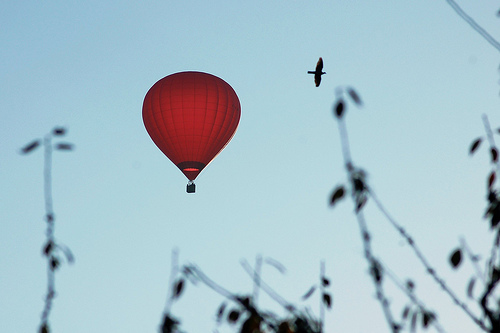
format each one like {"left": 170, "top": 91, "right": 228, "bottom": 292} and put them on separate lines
{"left": 142, "top": 71, "right": 241, "bottom": 190}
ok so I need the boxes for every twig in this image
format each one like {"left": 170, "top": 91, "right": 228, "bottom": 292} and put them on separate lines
{"left": 369, "top": 189, "right": 489, "bottom": 331}
{"left": 334, "top": 100, "right": 493, "bottom": 331}
{"left": 481, "top": 115, "right": 500, "bottom": 283}
{"left": 445, "top": 0, "right": 500, "bottom": 53}
{"left": 357, "top": 208, "right": 399, "bottom": 332}
{"left": 383, "top": 265, "right": 446, "bottom": 333}
{"left": 336, "top": 116, "right": 399, "bottom": 333}
{"left": 190, "top": 264, "right": 287, "bottom": 332}
{"left": 40, "top": 134, "right": 56, "bottom": 331}
{"left": 459, "top": 238, "right": 486, "bottom": 284}
{"left": 189, "top": 265, "right": 238, "bottom": 301}
{"left": 21, "top": 127, "right": 74, "bottom": 333}
{"left": 319, "top": 260, "right": 325, "bottom": 329}
{"left": 163, "top": 249, "right": 180, "bottom": 314}
{"left": 253, "top": 255, "right": 263, "bottom": 306}
{"left": 479, "top": 115, "right": 500, "bottom": 332}
{"left": 240, "top": 259, "right": 294, "bottom": 312}
{"left": 480, "top": 272, "right": 500, "bottom": 333}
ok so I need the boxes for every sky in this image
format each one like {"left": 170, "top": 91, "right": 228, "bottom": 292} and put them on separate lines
{"left": 1, "top": 1, "right": 499, "bottom": 332}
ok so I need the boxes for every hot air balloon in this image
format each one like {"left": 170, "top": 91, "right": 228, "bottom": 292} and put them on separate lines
{"left": 142, "top": 71, "right": 241, "bottom": 193}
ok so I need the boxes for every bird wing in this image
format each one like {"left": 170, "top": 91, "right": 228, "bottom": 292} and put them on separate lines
{"left": 315, "top": 74, "right": 321, "bottom": 87}
{"left": 316, "top": 57, "right": 323, "bottom": 71}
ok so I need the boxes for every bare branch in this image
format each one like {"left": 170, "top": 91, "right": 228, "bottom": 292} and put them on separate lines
{"left": 445, "top": 0, "right": 500, "bottom": 53}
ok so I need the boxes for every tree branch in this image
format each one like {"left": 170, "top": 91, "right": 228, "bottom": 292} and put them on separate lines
{"left": 445, "top": 0, "right": 500, "bottom": 53}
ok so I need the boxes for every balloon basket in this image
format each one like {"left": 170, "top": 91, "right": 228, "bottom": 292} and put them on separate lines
{"left": 186, "top": 181, "right": 196, "bottom": 193}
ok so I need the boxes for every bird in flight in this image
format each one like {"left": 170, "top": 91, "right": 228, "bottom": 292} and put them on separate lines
{"left": 308, "top": 57, "right": 326, "bottom": 87}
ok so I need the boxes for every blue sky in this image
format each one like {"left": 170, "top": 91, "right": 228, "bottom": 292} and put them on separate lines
{"left": 1, "top": 1, "right": 499, "bottom": 332}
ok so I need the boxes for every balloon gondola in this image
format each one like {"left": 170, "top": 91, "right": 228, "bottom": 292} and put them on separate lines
{"left": 142, "top": 71, "right": 241, "bottom": 193}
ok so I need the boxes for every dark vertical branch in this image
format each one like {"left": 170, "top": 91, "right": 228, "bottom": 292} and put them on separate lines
{"left": 160, "top": 249, "right": 182, "bottom": 333}
{"left": 482, "top": 114, "right": 500, "bottom": 178}
{"left": 21, "top": 127, "right": 73, "bottom": 333}
{"left": 253, "top": 255, "right": 263, "bottom": 306}
{"left": 163, "top": 249, "right": 180, "bottom": 315}
{"left": 240, "top": 260, "right": 292, "bottom": 311}
{"left": 481, "top": 115, "right": 500, "bottom": 281}
{"left": 335, "top": 113, "right": 398, "bottom": 333}
{"left": 482, "top": 114, "right": 496, "bottom": 147}
{"left": 357, "top": 207, "right": 398, "bottom": 333}
{"left": 44, "top": 135, "right": 54, "bottom": 224}
{"left": 459, "top": 238, "right": 486, "bottom": 284}
{"left": 319, "top": 260, "right": 325, "bottom": 329}
{"left": 479, "top": 115, "right": 500, "bottom": 332}
{"left": 337, "top": 118, "right": 353, "bottom": 171}
{"left": 480, "top": 275, "right": 500, "bottom": 333}
{"left": 40, "top": 134, "right": 56, "bottom": 332}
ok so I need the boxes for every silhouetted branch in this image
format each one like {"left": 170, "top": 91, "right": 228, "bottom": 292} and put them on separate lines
{"left": 356, "top": 205, "right": 399, "bottom": 332}
{"left": 240, "top": 259, "right": 294, "bottom": 313}
{"left": 40, "top": 135, "right": 56, "bottom": 333}
{"left": 159, "top": 249, "right": 184, "bottom": 333}
{"left": 319, "top": 261, "right": 326, "bottom": 328}
{"left": 383, "top": 265, "right": 446, "bottom": 333}
{"left": 21, "top": 127, "right": 74, "bottom": 333}
{"left": 480, "top": 279, "right": 500, "bottom": 333}
{"left": 459, "top": 238, "right": 486, "bottom": 284}
{"left": 476, "top": 115, "right": 500, "bottom": 332}
{"left": 189, "top": 263, "right": 280, "bottom": 332}
{"left": 335, "top": 108, "right": 399, "bottom": 332}
{"left": 163, "top": 249, "right": 180, "bottom": 315}
{"left": 161, "top": 256, "right": 325, "bottom": 333}
{"left": 188, "top": 265, "right": 237, "bottom": 301}
{"left": 252, "top": 255, "right": 263, "bottom": 306}
{"left": 368, "top": 190, "right": 489, "bottom": 331}
{"left": 333, "top": 92, "right": 499, "bottom": 332}
{"left": 479, "top": 115, "right": 500, "bottom": 286}
{"left": 445, "top": 0, "right": 500, "bottom": 53}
